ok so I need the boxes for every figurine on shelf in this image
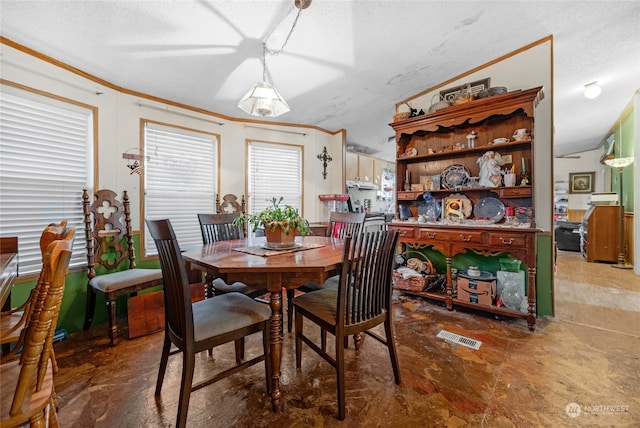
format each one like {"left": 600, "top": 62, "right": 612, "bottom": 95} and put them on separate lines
{"left": 520, "top": 157, "right": 530, "bottom": 185}
{"left": 477, "top": 151, "right": 505, "bottom": 187}
{"left": 466, "top": 131, "right": 476, "bottom": 148}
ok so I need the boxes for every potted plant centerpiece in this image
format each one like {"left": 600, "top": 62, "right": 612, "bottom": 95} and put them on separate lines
{"left": 236, "top": 197, "right": 310, "bottom": 248}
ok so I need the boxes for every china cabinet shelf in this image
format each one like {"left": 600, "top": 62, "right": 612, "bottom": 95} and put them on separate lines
{"left": 397, "top": 139, "right": 532, "bottom": 164}
{"left": 398, "top": 185, "right": 532, "bottom": 200}
{"left": 394, "top": 286, "right": 529, "bottom": 319}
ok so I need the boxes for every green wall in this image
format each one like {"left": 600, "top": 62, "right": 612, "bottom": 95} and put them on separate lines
{"left": 607, "top": 109, "right": 635, "bottom": 212}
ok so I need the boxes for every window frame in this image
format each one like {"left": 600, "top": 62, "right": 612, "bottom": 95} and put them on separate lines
{"left": 0, "top": 80, "right": 96, "bottom": 278}
{"left": 246, "top": 139, "right": 304, "bottom": 217}
{"left": 142, "top": 119, "right": 220, "bottom": 257}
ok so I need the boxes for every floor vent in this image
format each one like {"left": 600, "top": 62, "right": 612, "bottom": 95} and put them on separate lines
{"left": 436, "top": 330, "right": 482, "bottom": 350}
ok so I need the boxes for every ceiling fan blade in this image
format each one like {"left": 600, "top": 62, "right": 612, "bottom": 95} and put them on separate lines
{"left": 197, "top": 0, "right": 247, "bottom": 39}
{"left": 279, "top": 50, "right": 351, "bottom": 72}
{"left": 120, "top": 44, "right": 238, "bottom": 57}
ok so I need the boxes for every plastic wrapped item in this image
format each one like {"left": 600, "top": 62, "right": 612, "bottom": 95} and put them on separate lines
{"left": 500, "top": 272, "right": 523, "bottom": 310}
{"left": 421, "top": 192, "right": 441, "bottom": 222}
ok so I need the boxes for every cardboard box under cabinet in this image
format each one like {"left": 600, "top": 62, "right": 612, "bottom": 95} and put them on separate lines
{"left": 456, "top": 276, "right": 496, "bottom": 307}
{"left": 127, "top": 282, "right": 206, "bottom": 339}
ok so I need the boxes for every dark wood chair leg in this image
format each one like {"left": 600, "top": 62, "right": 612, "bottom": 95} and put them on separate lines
{"left": 155, "top": 332, "right": 171, "bottom": 395}
{"left": 177, "top": 351, "right": 195, "bottom": 428}
{"left": 384, "top": 320, "right": 401, "bottom": 384}
{"left": 83, "top": 286, "right": 96, "bottom": 330}
{"left": 295, "top": 311, "right": 303, "bottom": 368}
{"left": 204, "top": 273, "right": 214, "bottom": 298}
{"left": 107, "top": 299, "right": 118, "bottom": 346}
{"left": 234, "top": 338, "right": 245, "bottom": 363}
{"left": 286, "top": 289, "right": 295, "bottom": 333}
{"left": 321, "top": 329, "right": 327, "bottom": 351}
{"left": 336, "top": 334, "right": 346, "bottom": 420}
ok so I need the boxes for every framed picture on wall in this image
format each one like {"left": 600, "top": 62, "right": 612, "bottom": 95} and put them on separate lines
{"left": 569, "top": 171, "right": 595, "bottom": 194}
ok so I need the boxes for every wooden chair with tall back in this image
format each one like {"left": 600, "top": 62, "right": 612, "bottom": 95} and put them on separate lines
{"left": 292, "top": 229, "right": 401, "bottom": 420}
{"left": 82, "top": 188, "right": 163, "bottom": 346}
{"left": 197, "top": 213, "right": 267, "bottom": 299}
{"left": 1, "top": 221, "right": 73, "bottom": 370}
{"left": 215, "top": 193, "right": 245, "bottom": 214}
{"left": 0, "top": 234, "right": 74, "bottom": 427}
{"left": 146, "top": 218, "right": 271, "bottom": 428}
{"left": 286, "top": 211, "right": 366, "bottom": 332}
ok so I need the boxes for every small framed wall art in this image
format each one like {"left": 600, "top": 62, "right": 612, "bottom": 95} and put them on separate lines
{"left": 569, "top": 171, "right": 595, "bottom": 194}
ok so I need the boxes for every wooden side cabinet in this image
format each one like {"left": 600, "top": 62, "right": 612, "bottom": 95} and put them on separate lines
{"left": 582, "top": 205, "right": 619, "bottom": 263}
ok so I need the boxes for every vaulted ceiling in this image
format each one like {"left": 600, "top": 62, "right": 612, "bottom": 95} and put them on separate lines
{"left": 1, "top": 1, "right": 638, "bottom": 161}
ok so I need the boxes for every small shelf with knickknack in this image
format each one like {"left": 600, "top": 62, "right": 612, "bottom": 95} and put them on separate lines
{"left": 553, "top": 181, "right": 569, "bottom": 223}
{"left": 388, "top": 86, "right": 543, "bottom": 331}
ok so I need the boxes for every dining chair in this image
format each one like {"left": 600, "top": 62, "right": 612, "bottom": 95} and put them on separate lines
{"left": 82, "top": 188, "right": 163, "bottom": 346}
{"left": 362, "top": 213, "right": 388, "bottom": 233}
{"left": 0, "top": 235, "right": 74, "bottom": 427}
{"left": 286, "top": 211, "right": 366, "bottom": 332}
{"left": 146, "top": 218, "right": 271, "bottom": 428}
{"left": 293, "top": 229, "right": 401, "bottom": 420}
{"left": 197, "top": 213, "right": 268, "bottom": 299}
{"left": 1, "top": 221, "right": 74, "bottom": 371}
{"left": 215, "top": 193, "right": 245, "bottom": 214}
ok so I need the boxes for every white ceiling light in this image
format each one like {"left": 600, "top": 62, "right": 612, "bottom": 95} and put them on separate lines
{"left": 237, "top": 0, "right": 312, "bottom": 117}
{"left": 584, "top": 81, "right": 601, "bottom": 99}
{"left": 237, "top": 71, "right": 290, "bottom": 117}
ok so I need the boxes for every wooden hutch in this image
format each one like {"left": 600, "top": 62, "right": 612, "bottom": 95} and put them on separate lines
{"left": 388, "top": 87, "right": 543, "bottom": 331}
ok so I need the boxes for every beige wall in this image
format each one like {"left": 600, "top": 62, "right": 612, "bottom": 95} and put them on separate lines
{"left": 1, "top": 41, "right": 344, "bottom": 225}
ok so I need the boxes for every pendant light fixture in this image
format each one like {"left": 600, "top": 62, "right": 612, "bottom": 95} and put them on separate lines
{"left": 237, "top": 0, "right": 312, "bottom": 117}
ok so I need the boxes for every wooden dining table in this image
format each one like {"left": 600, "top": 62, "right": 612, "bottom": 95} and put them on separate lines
{"left": 181, "top": 235, "right": 345, "bottom": 412}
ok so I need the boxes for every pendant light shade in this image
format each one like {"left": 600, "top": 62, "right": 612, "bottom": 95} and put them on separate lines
{"left": 237, "top": 81, "right": 290, "bottom": 117}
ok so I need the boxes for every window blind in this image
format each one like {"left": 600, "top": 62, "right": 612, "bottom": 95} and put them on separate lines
{"left": 144, "top": 122, "right": 217, "bottom": 255}
{"left": 0, "top": 86, "right": 92, "bottom": 275}
{"left": 248, "top": 141, "right": 302, "bottom": 214}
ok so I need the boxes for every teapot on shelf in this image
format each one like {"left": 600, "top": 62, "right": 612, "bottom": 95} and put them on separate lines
{"left": 512, "top": 128, "right": 529, "bottom": 141}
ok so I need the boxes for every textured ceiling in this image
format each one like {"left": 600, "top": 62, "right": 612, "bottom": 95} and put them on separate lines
{"left": 1, "top": 1, "right": 639, "bottom": 161}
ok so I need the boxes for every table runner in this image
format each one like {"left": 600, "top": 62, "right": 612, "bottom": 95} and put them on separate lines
{"left": 233, "top": 242, "right": 324, "bottom": 257}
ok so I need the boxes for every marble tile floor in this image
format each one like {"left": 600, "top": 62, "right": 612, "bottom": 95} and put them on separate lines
{"left": 52, "top": 252, "right": 639, "bottom": 427}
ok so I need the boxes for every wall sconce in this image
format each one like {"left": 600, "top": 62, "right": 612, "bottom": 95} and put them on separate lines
{"left": 584, "top": 82, "right": 601, "bottom": 99}
{"left": 317, "top": 146, "right": 332, "bottom": 180}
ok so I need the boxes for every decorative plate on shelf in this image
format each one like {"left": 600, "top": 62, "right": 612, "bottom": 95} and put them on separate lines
{"left": 443, "top": 193, "right": 472, "bottom": 221}
{"left": 473, "top": 197, "right": 506, "bottom": 223}
{"left": 441, "top": 164, "right": 470, "bottom": 189}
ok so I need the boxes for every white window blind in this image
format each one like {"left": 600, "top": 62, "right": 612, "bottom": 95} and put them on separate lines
{"left": 144, "top": 122, "right": 217, "bottom": 255}
{"left": 0, "top": 85, "right": 92, "bottom": 275}
{"left": 248, "top": 141, "right": 302, "bottom": 214}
